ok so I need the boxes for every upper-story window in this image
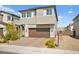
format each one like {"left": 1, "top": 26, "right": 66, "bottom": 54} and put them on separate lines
{"left": 21, "top": 11, "right": 35, "bottom": 18}
{"left": 12, "top": 16, "right": 19, "bottom": 21}
{"left": 46, "top": 9, "right": 52, "bottom": 15}
{"left": 22, "top": 13, "right": 26, "bottom": 17}
{"left": 7, "top": 15, "right": 11, "bottom": 20}
{"left": 27, "top": 12, "right": 32, "bottom": 17}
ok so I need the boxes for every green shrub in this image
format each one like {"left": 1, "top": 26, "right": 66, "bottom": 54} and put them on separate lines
{"left": 4, "top": 23, "right": 20, "bottom": 41}
{"left": 3, "top": 33, "right": 11, "bottom": 40}
{"left": 0, "top": 35, "right": 9, "bottom": 43}
{"left": 10, "top": 32, "right": 20, "bottom": 40}
{"left": 45, "top": 38, "right": 56, "bottom": 48}
{"left": 2, "top": 34, "right": 11, "bottom": 43}
{"left": 3, "top": 32, "right": 20, "bottom": 41}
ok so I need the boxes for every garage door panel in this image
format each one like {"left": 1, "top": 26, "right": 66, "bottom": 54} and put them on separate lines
{"left": 29, "top": 28, "right": 50, "bottom": 37}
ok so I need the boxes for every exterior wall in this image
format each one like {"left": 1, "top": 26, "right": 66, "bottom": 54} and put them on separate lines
{"left": 0, "top": 13, "right": 8, "bottom": 23}
{"left": 14, "top": 6, "right": 57, "bottom": 25}
{"left": 13, "top": 6, "right": 58, "bottom": 38}
{"left": 0, "top": 12, "right": 20, "bottom": 36}
{"left": 0, "top": 24, "right": 6, "bottom": 35}
{"left": 73, "top": 16, "right": 79, "bottom": 36}
{"left": 67, "top": 24, "right": 74, "bottom": 31}
{"left": 0, "top": 15, "right": 3, "bottom": 21}
{"left": 0, "top": 12, "right": 20, "bottom": 24}
{"left": 70, "top": 26, "right": 74, "bottom": 31}
{"left": 36, "top": 24, "right": 50, "bottom": 28}
{"left": 0, "top": 12, "right": 12, "bottom": 23}
{"left": 25, "top": 24, "right": 29, "bottom": 37}
{"left": 0, "top": 24, "right": 5, "bottom": 28}
{"left": 36, "top": 8, "right": 56, "bottom": 24}
{"left": 13, "top": 17, "right": 36, "bottom": 25}
{"left": 28, "top": 25, "right": 36, "bottom": 28}
{"left": 50, "top": 23, "right": 57, "bottom": 37}
{"left": 0, "top": 13, "right": 7, "bottom": 35}
{"left": 19, "top": 10, "right": 36, "bottom": 25}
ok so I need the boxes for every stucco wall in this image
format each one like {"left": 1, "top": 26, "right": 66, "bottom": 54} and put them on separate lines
{"left": 0, "top": 24, "right": 6, "bottom": 35}
{"left": 36, "top": 7, "right": 56, "bottom": 24}
{"left": 13, "top": 6, "right": 58, "bottom": 38}
{"left": 0, "top": 15, "right": 3, "bottom": 21}
{"left": 73, "top": 16, "right": 79, "bottom": 37}
{"left": 0, "top": 12, "right": 12, "bottom": 23}
{"left": 50, "top": 23, "right": 57, "bottom": 37}
{"left": 14, "top": 6, "right": 57, "bottom": 25}
{"left": 25, "top": 25, "right": 29, "bottom": 37}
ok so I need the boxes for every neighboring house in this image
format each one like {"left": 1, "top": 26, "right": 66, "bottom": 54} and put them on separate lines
{"left": 13, "top": 5, "right": 58, "bottom": 38}
{"left": 66, "top": 23, "right": 74, "bottom": 31}
{"left": 0, "top": 11, "right": 20, "bottom": 36}
{"left": 57, "top": 27, "right": 65, "bottom": 32}
{"left": 63, "top": 23, "right": 74, "bottom": 36}
{"left": 73, "top": 14, "right": 79, "bottom": 37}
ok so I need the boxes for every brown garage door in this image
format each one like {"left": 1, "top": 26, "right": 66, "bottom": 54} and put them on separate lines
{"left": 29, "top": 28, "right": 50, "bottom": 38}
{"left": 0, "top": 28, "right": 3, "bottom": 36}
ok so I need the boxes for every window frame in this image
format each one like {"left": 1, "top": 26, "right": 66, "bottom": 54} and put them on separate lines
{"left": 7, "top": 15, "right": 11, "bottom": 21}
{"left": 27, "top": 12, "right": 32, "bottom": 17}
{"left": 46, "top": 8, "right": 52, "bottom": 15}
{"left": 21, "top": 12, "right": 26, "bottom": 17}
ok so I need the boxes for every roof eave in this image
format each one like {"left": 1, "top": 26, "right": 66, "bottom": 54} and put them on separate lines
{"left": 0, "top": 11, "right": 20, "bottom": 18}
{"left": 19, "top": 5, "right": 54, "bottom": 12}
{"left": 73, "top": 14, "right": 79, "bottom": 21}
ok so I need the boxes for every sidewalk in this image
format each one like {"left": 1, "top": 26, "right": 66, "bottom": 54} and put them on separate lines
{"left": 0, "top": 44, "right": 79, "bottom": 54}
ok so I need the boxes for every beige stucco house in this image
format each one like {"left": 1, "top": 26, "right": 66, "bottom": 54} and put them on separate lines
{"left": 0, "top": 11, "right": 20, "bottom": 36}
{"left": 73, "top": 14, "right": 79, "bottom": 37}
{"left": 13, "top": 5, "right": 58, "bottom": 38}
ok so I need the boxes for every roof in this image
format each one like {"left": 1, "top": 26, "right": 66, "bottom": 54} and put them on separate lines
{"left": 73, "top": 14, "right": 79, "bottom": 21}
{"left": 0, "top": 11, "right": 20, "bottom": 18}
{"left": 19, "top": 5, "right": 54, "bottom": 12}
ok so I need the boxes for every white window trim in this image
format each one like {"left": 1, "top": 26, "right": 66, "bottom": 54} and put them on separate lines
{"left": 43, "top": 8, "right": 53, "bottom": 16}
{"left": 21, "top": 12, "right": 26, "bottom": 18}
{"left": 26, "top": 11, "right": 35, "bottom": 18}
{"left": 7, "top": 15, "right": 12, "bottom": 21}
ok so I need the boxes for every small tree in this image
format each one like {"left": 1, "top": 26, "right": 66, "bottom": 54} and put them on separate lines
{"left": 3, "top": 23, "right": 20, "bottom": 41}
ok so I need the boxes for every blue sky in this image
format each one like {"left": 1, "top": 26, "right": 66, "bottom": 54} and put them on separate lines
{"left": 3, "top": 5, "right": 79, "bottom": 27}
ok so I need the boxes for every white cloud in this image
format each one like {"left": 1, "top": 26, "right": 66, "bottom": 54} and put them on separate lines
{"left": 58, "top": 16, "right": 63, "bottom": 20}
{"left": 0, "top": 5, "right": 20, "bottom": 16}
{"left": 68, "top": 11, "right": 74, "bottom": 14}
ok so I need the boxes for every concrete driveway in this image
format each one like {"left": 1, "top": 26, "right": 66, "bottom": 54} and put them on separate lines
{"left": 9, "top": 37, "right": 48, "bottom": 48}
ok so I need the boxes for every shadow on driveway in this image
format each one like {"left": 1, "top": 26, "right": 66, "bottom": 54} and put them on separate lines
{"left": 69, "top": 35, "right": 79, "bottom": 40}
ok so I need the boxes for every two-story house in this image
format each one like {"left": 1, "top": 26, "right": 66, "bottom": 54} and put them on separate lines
{"left": 73, "top": 14, "right": 79, "bottom": 37}
{"left": 0, "top": 11, "right": 20, "bottom": 36}
{"left": 13, "top": 5, "right": 58, "bottom": 38}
